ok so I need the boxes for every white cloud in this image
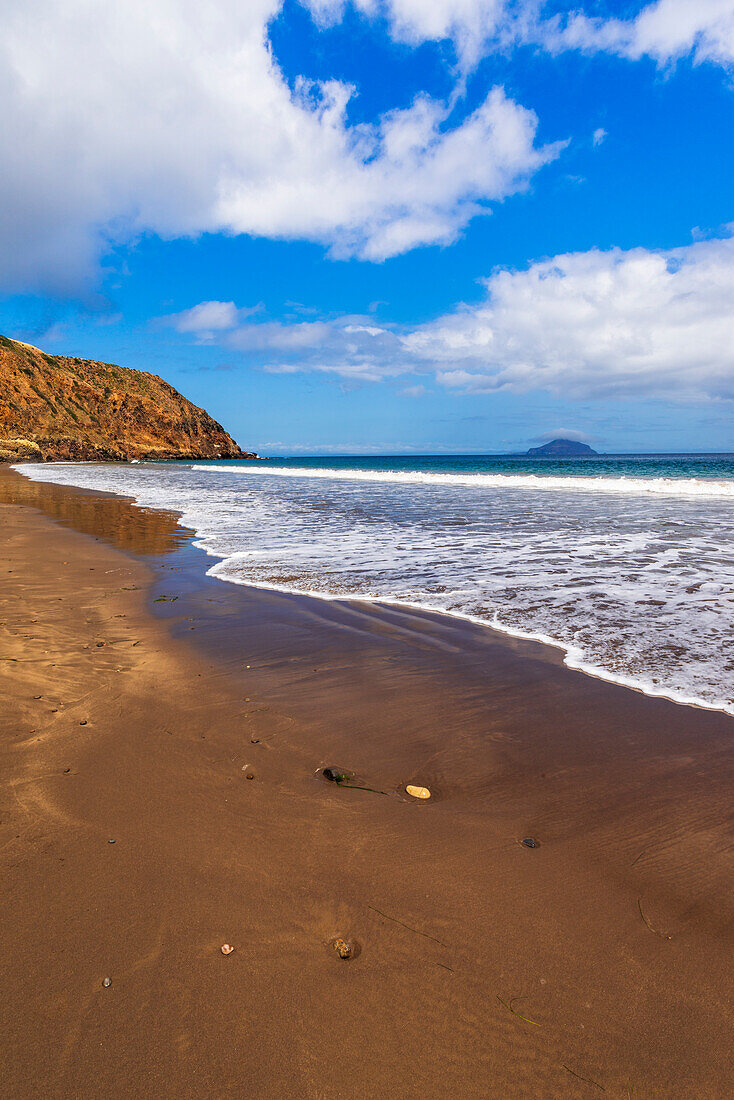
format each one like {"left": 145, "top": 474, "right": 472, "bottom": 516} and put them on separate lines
{"left": 302, "top": 1, "right": 518, "bottom": 71}
{"left": 592, "top": 127, "right": 607, "bottom": 146}
{"left": 7, "top": 0, "right": 728, "bottom": 298}
{"left": 170, "top": 301, "right": 240, "bottom": 334}
{"left": 545, "top": 0, "right": 734, "bottom": 67}
{"left": 306, "top": 0, "right": 734, "bottom": 72}
{"left": 178, "top": 235, "right": 734, "bottom": 403}
{"left": 162, "top": 310, "right": 409, "bottom": 381}
{"left": 304, "top": 1, "right": 734, "bottom": 73}
{"left": 0, "top": 0, "right": 560, "bottom": 293}
{"left": 230, "top": 320, "right": 334, "bottom": 352}
{"left": 407, "top": 235, "right": 734, "bottom": 401}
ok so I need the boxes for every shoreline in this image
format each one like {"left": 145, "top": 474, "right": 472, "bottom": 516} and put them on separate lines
{"left": 2, "top": 465, "right": 734, "bottom": 1097}
{"left": 14, "top": 461, "right": 734, "bottom": 717}
{"left": 202, "top": 567, "right": 733, "bottom": 717}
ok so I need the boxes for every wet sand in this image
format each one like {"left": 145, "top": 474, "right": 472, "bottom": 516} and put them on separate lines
{"left": 1, "top": 465, "right": 733, "bottom": 1098}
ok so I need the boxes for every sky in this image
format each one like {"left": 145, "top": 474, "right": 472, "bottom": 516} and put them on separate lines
{"left": 2, "top": 0, "right": 734, "bottom": 455}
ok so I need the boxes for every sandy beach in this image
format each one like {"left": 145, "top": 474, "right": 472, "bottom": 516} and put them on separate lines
{"left": 2, "top": 464, "right": 733, "bottom": 1098}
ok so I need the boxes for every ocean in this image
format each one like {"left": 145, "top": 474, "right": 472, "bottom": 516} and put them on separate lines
{"left": 17, "top": 453, "right": 734, "bottom": 715}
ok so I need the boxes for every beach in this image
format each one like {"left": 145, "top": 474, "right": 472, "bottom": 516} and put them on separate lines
{"left": 2, "top": 464, "right": 734, "bottom": 1098}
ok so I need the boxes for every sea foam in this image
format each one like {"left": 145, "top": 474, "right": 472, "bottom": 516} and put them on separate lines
{"left": 192, "top": 464, "right": 734, "bottom": 499}
{"left": 15, "top": 460, "right": 734, "bottom": 717}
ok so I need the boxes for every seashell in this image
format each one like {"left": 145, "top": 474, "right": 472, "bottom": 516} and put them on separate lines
{"left": 221, "top": 943, "right": 234, "bottom": 955}
{"left": 406, "top": 784, "right": 431, "bottom": 800}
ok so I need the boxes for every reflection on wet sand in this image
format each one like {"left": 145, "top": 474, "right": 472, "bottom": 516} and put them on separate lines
{"left": 0, "top": 467, "right": 188, "bottom": 555}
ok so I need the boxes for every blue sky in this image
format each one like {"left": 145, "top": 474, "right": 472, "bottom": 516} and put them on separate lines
{"left": 2, "top": 0, "right": 734, "bottom": 454}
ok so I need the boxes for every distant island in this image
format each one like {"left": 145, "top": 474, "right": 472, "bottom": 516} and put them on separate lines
{"left": 526, "top": 438, "right": 598, "bottom": 457}
{"left": 0, "top": 334, "right": 257, "bottom": 463}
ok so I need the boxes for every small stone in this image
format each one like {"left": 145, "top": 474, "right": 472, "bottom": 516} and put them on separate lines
{"left": 406, "top": 784, "right": 431, "bottom": 800}
{"left": 323, "top": 767, "right": 349, "bottom": 784}
{"left": 108, "top": 839, "right": 116, "bottom": 844}
{"left": 522, "top": 837, "right": 539, "bottom": 849}
{"left": 333, "top": 938, "right": 354, "bottom": 960}
{"left": 79, "top": 720, "right": 87, "bottom": 726}
{"left": 221, "top": 944, "right": 234, "bottom": 955}
{"left": 96, "top": 642, "right": 106, "bottom": 648}
{"left": 63, "top": 768, "right": 71, "bottom": 774}
{"left": 102, "top": 978, "right": 111, "bottom": 988}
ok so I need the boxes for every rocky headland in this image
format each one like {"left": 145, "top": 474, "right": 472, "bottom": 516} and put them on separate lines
{"left": 0, "top": 335, "right": 255, "bottom": 462}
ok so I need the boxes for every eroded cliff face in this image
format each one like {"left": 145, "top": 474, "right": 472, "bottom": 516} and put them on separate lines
{"left": 0, "top": 336, "right": 254, "bottom": 462}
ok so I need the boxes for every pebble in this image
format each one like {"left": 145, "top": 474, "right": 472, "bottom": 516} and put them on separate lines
{"left": 522, "top": 837, "right": 539, "bottom": 849}
{"left": 406, "top": 784, "right": 431, "bottom": 800}
{"left": 79, "top": 720, "right": 87, "bottom": 726}
{"left": 221, "top": 944, "right": 234, "bottom": 955}
{"left": 333, "top": 938, "right": 354, "bottom": 960}
{"left": 108, "top": 839, "right": 116, "bottom": 844}
{"left": 323, "top": 767, "right": 349, "bottom": 783}
{"left": 102, "top": 978, "right": 111, "bottom": 988}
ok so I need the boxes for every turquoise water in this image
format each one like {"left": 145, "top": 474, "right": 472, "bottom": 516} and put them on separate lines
{"left": 201, "top": 452, "right": 734, "bottom": 480}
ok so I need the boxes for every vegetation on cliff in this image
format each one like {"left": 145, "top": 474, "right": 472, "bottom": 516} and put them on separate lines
{"left": 0, "top": 335, "right": 253, "bottom": 462}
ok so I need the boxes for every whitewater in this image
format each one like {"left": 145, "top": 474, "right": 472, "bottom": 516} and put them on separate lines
{"left": 16, "top": 454, "right": 734, "bottom": 716}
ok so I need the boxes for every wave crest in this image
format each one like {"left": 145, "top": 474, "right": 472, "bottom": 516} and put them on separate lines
{"left": 191, "top": 464, "right": 734, "bottom": 499}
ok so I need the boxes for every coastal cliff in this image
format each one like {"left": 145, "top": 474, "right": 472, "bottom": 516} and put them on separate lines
{"left": 0, "top": 335, "right": 254, "bottom": 462}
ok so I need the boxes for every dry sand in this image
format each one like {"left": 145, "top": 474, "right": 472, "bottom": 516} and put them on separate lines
{"left": 1, "top": 466, "right": 733, "bottom": 1098}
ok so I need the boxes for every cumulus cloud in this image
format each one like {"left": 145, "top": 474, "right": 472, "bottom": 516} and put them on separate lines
{"left": 6, "top": 0, "right": 728, "bottom": 297}
{"left": 544, "top": 0, "right": 734, "bottom": 67}
{"left": 0, "top": 0, "right": 561, "bottom": 293}
{"left": 407, "top": 235, "right": 734, "bottom": 401}
{"left": 175, "top": 235, "right": 734, "bottom": 402}
{"left": 302, "top": 0, "right": 529, "bottom": 72}
{"left": 309, "top": 0, "right": 734, "bottom": 71}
